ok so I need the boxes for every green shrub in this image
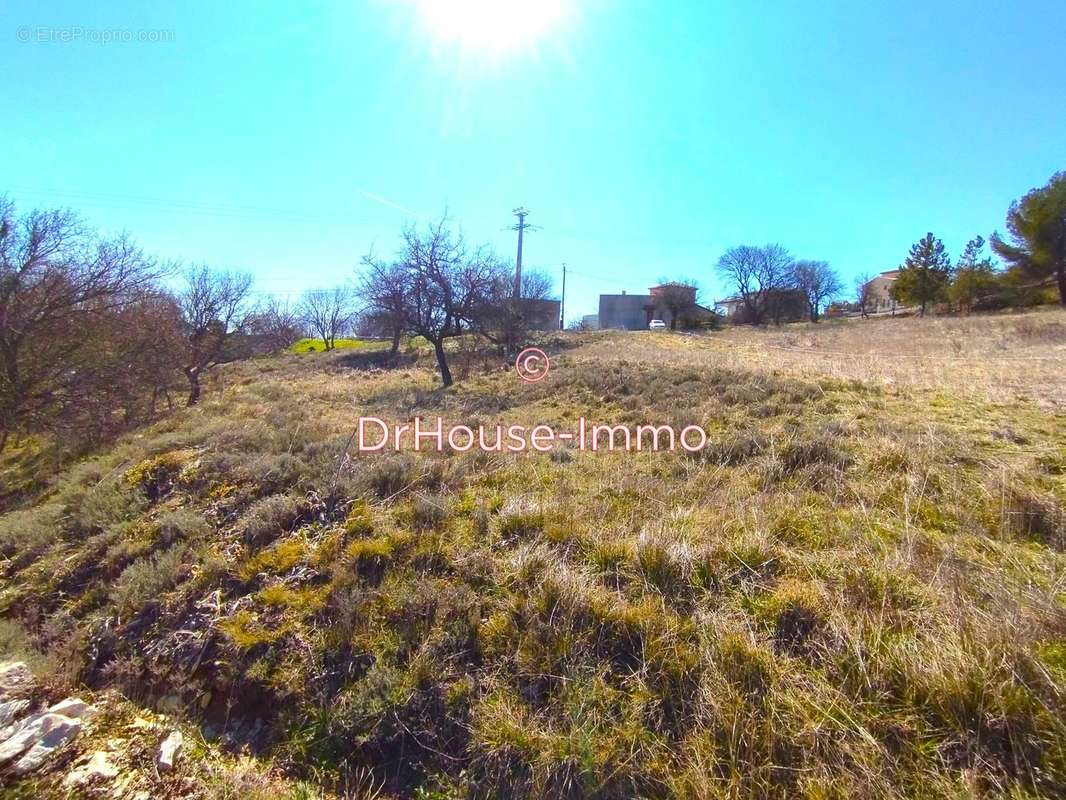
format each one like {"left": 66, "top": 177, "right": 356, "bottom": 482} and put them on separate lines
{"left": 110, "top": 543, "right": 187, "bottom": 614}
{"left": 156, "top": 508, "right": 211, "bottom": 545}
{"left": 0, "top": 503, "right": 62, "bottom": 561}
{"left": 238, "top": 495, "right": 299, "bottom": 546}
{"left": 62, "top": 476, "right": 146, "bottom": 534}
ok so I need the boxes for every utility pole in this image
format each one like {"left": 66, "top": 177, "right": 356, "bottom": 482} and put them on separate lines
{"left": 560, "top": 263, "right": 566, "bottom": 330}
{"left": 510, "top": 207, "right": 534, "bottom": 299}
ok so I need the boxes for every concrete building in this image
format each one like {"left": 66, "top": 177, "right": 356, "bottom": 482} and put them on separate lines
{"left": 598, "top": 291, "right": 655, "bottom": 330}
{"left": 714, "top": 296, "right": 745, "bottom": 318}
{"left": 523, "top": 298, "right": 562, "bottom": 331}
{"left": 598, "top": 285, "right": 713, "bottom": 330}
{"left": 865, "top": 270, "right": 900, "bottom": 313}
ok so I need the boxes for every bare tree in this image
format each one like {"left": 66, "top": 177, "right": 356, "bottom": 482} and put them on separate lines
{"left": 298, "top": 286, "right": 357, "bottom": 351}
{"left": 176, "top": 265, "right": 253, "bottom": 406}
{"left": 0, "top": 199, "right": 164, "bottom": 450}
{"left": 246, "top": 295, "right": 304, "bottom": 353}
{"left": 654, "top": 279, "right": 700, "bottom": 330}
{"left": 368, "top": 218, "right": 502, "bottom": 387}
{"left": 519, "top": 269, "right": 555, "bottom": 302}
{"left": 478, "top": 267, "right": 556, "bottom": 354}
{"left": 854, "top": 271, "right": 874, "bottom": 318}
{"left": 357, "top": 259, "right": 409, "bottom": 358}
{"left": 715, "top": 244, "right": 793, "bottom": 326}
{"left": 791, "top": 260, "right": 842, "bottom": 323}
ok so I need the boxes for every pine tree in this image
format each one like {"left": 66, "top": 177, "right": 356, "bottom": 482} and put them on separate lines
{"left": 949, "top": 236, "right": 999, "bottom": 313}
{"left": 891, "top": 232, "right": 952, "bottom": 316}
{"left": 991, "top": 171, "right": 1066, "bottom": 306}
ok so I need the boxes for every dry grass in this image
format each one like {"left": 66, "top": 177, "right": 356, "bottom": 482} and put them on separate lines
{"left": 0, "top": 308, "right": 1064, "bottom": 799}
{"left": 580, "top": 306, "right": 1066, "bottom": 407}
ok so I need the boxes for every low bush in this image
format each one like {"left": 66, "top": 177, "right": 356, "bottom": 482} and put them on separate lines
{"left": 237, "top": 495, "right": 300, "bottom": 546}
{"left": 110, "top": 543, "right": 187, "bottom": 614}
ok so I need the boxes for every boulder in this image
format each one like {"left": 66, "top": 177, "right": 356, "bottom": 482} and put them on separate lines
{"left": 0, "top": 697, "right": 95, "bottom": 773}
{"left": 3, "top": 713, "right": 83, "bottom": 774}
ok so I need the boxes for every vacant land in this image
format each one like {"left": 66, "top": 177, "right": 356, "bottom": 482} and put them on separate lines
{"left": 1, "top": 310, "right": 1064, "bottom": 799}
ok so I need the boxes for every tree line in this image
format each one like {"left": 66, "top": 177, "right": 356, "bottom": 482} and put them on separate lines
{"left": 4, "top": 171, "right": 1061, "bottom": 450}
{"left": 0, "top": 204, "right": 555, "bottom": 452}
{"left": 715, "top": 170, "right": 1066, "bottom": 323}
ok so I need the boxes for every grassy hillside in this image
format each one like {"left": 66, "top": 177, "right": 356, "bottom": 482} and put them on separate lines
{"left": 2, "top": 311, "right": 1065, "bottom": 798}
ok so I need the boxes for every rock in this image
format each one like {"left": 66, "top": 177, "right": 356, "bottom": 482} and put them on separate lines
{"left": 9, "top": 714, "right": 83, "bottom": 774}
{"left": 156, "top": 729, "right": 183, "bottom": 772}
{"left": 48, "top": 697, "right": 95, "bottom": 720}
{"left": 63, "top": 750, "right": 119, "bottom": 787}
{"left": 0, "top": 698, "right": 95, "bottom": 772}
{"left": 0, "top": 698, "right": 30, "bottom": 727}
{"left": 0, "top": 662, "right": 34, "bottom": 699}
{"left": 0, "top": 711, "right": 44, "bottom": 764}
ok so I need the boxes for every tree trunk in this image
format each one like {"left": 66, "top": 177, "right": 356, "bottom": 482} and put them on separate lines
{"left": 0, "top": 427, "right": 8, "bottom": 454}
{"left": 433, "top": 339, "right": 453, "bottom": 387}
{"left": 389, "top": 326, "right": 401, "bottom": 357}
{"left": 185, "top": 368, "right": 201, "bottom": 406}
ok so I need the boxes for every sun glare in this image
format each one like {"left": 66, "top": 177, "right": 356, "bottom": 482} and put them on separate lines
{"left": 412, "top": 0, "right": 572, "bottom": 60}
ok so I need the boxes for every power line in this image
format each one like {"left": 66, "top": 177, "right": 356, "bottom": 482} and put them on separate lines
{"left": 509, "top": 206, "right": 541, "bottom": 298}
{"left": 560, "top": 263, "right": 566, "bottom": 329}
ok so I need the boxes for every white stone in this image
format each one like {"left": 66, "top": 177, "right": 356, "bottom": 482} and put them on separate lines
{"left": 48, "top": 697, "right": 95, "bottom": 720}
{"left": 156, "top": 729, "right": 184, "bottom": 772}
{"left": 0, "top": 698, "right": 30, "bottom": 727}
{"left": 63, "top": 749, "right": 119, "bottom": 787}
{"left": 0, "top": 712, "right": 45, "bottom": 764}
{"left": 10, "top": 715, "right": 83, "bottom": 774}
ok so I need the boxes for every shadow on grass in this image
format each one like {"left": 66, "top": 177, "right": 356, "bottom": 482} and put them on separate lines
{"left": 334, "top": 350, "right": 418, "bottom": 372}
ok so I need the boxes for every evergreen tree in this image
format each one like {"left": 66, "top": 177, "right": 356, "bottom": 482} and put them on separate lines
{"left": 949, "top": 236, "right": 999, "bottom": 313}
{"left": 891, "top": 232, "right": 952, "bottom": 316}
{"left": 991, "top": 171, "right": 1066, "bottom": 306}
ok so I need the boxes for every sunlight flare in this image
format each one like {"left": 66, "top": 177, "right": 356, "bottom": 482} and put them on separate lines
{"left": 411, "top": 0, "right": 572, "bottom": 60}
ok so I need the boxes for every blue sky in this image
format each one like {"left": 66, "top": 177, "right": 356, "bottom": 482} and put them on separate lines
{"left": 3, "top": 1, "right": 1064, "bottom": 318}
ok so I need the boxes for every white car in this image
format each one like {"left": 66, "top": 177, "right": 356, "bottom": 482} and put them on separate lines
{"left": 648, "top": 319, "right": 667, "bottom": 330}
